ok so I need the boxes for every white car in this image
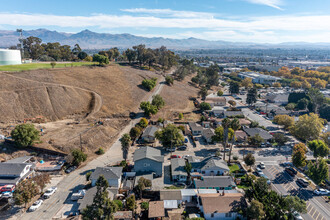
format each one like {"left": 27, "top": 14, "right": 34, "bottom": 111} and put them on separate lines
{"left": 256, "top": 168, "right": 264, "bottom": 176}
{"left": 43, "top": 187, "right": 57, "bottom": 199}
{"left": 28, "top": 199, "right": 43, "bottom": 212}
{"left": 2, "top": 192, "right": 13, "bottom": 198}
{"left": 259, "top": 162, "right": 265, "bottom": 169}
{"left": 313, "top": 189, "right": 330, "bottom": 195}
{"left": 293, "top": 211, "right": 303, "bottom": 220}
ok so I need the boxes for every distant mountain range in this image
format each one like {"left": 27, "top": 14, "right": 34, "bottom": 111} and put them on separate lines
{"left": 1, "top": 28, "right": 330, "bottom": 50}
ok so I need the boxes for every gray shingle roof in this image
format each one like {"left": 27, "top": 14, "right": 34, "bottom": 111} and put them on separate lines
{"left": 195, "top": 176, "right": 235, "bottom": 188}
{"left": 0, "top": 163, "right": 30, "bottom": 176}
{"left": 191, "top": 157, "right": 229, "bottom": 171}
{"left": 243, "top": 127, "right": 273, "bottom": 140}
{"left": 90, "top": 167, "right": 123, "bottom": 181}
{"left": 188, "top": 122, "right": 204, "bottom": 132}
{"left": 160, "top": 190, "right": 182, "bottom": 200}
{"left": 133, "top": 146, "right": 164, "bottom": 162}
{"left": 171, "top": 158, "right": 187, "bottom": 177}
{"left": 142, "top": 126, "right": 158, "bottom": 138}
{"left": 224, "top": 111, "right": 244, "bottom": 117}
{"left": 5, "top": 156, "right": 33, "bottom": 163}
{"left": 202, "top": 128, "right": 215, "bottom": 140}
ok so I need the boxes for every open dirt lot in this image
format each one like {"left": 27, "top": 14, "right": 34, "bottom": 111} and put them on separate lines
{"left": 0, "top": 64, "right": 160, "bottom": 158}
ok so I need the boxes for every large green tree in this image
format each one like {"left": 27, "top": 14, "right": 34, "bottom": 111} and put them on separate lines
{"left": 246, "top": 88, "right": 258, "bottom": 106}
{"left": 307, "top": 158, "right": 329, "bottom": 185}
{"left": 246, "top": 200, "right": 265, "bottom": 220}
{"left": 71, "top": 149, "right": 87, "bottom": 166}
{"left": 140, "top": 101, "right": 158, "bottom": 117}
{"left": 244, "top": 153, "right": 255, "bottom": 168}
{"left": 151, "top": 95, "right": 165, "bottom": 110}
{"left": 229, "top": 81, "right": 240, "bottom": 94}
{"left": 308, "top": 139, "right": 329, "bottom": 160}
{"left": 14, "top": 179, "right": 39, "bottom": 208}
{"left": 155, "top": 124, "right": 184, "bottom": 149}
{"left": 291, "top": 113, "right": 324, "bottom": 141}
{"left": 11, "top": 123, "right": 40, "bottom": 147}
{"left": 120, "top": 133, "right": 131, "bottom": 160}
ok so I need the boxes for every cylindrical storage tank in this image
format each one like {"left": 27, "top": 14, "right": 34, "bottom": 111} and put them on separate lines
{"left": 0, "top": 49, "right": 22, "bottom": 65}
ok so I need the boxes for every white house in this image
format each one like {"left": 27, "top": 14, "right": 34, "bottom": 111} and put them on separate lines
{"left": 90, "top": 167, "right": 123, "bottom": 188}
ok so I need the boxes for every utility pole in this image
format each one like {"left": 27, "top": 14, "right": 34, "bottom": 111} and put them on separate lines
{"left": 80, "top": 134, "right": 83, "bottom": 152}
{"left": 16, "top": 29, "right": 24, "bottom": 59}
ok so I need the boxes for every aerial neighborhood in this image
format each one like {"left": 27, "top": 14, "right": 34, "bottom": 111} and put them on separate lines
{"left": 0, "top": 2, "right": 330, "bottom": 220}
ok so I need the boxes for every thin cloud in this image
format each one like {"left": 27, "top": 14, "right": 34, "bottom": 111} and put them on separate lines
{"left": 121, "top": 8, "right": 214, "bottom": 18}
{"left": 244, "top": 0, "right": 283, "bottom": 10}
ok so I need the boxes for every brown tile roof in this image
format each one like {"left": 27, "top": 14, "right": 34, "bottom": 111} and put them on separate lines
{"left": 239, "top": 119, "right": 251, "bottom": 125}
{"left": 148, "top": 201, "right": 165, "bottom": 218}
{"left": 235, "top": 131, "right": 248, "bottom": 141}
{"left": 199, "top": 193, "right": 243, "bottom": 214}
{"left": 160, "top": 190, "right": 182, "bottom": 200}
{"left": 113, "top": 211, "right": 133, "bottom": 219}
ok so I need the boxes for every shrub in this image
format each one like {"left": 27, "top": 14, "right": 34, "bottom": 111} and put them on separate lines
{"left": 96, "top": 147, "right": 105, "bottom": 155}
{"left": 71, "top": 149, "right": 87, "bottom": 166}
{"left": 165, "top": 75, "right": 174, "bottom": 85}
{"left": 200, "top": 102, "right": 212, "bottom": 111}
{"left": 86, "top": 171, "right": 92, "bottom": 181}
{"left": 139, "top": 118, "right": 148, "bottom": 128}
{"left": 113, "top": 200, "right": 123, "bottom": 210}
{"left": 11, "top": 123, "right": 40, "bottom": 147}
{"left": 142, "top": 78, "right": 157, "bottom": 91}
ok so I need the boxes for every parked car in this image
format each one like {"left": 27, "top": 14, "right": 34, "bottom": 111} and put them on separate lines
{"left": 296, "top": 178, "right": 309, "bottom": 188}
{"left": 71, "top": 189, "right": 86, "bottom": 201}
{"left": 28, "top": 199, "right": 43, "bottom": 212}
{"left": 43, "top": 187, "right": 57, "bottom": 199}
{"left": 256, "top": 168, "right": 264, "bottom": 176}
{"left": 293, "top": 211, "right": 303, "bottom": 220}
{"left": 2, "top": 192, "right": 13, "bottom": 198}
{"left": 174, "top": 182, "right": 186, "bottom": 187}
{"left": 65, "top": 166, "right": 77, "bottom": 174}
{"left": 177, "top": 145, "right": 187, "bottom": 151}
{"left": 259, "top": 162, "right": 265, "bottom": 169}
{"left": 184, "top": 138, "right": 188, "bottom": 143}
{"left": 260, "top": 174, "right": 271, "bottom": 184}
{"left": 0, "top": 185, "right": 15, "bottom": 193}
{"left": 171, "top": 155, "right": 181, "bottom": 159}
{"left": 313, "top": 189, "right": 330, "bottom": 195}
{"left": 285, "top": 167, "right": 296, "bottom": 177}
{"left": 167, "top": 148, "right": 176, "bottom": 152}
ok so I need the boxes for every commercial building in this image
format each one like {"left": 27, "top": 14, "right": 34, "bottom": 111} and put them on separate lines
{"left": 238, "top": 72, "right": 280, "bottom": 85}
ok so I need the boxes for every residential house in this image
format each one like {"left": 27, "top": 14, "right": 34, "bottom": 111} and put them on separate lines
{"left": 197, "top": 193, "right": 244, "bottom": 220}
{"left": 141, "top": 126, "right": 158, "bottom": 143}
{"left": 238, "top": 119, "right": 251, "bottom": 126}
{"left": 224, "top": 111, "right": 244, "bottom": 118}
{"left": 202, "top": 121, "right": 211, "bottom": 128}
{"left": 181, "top": 189, "right": 198, "bottom": 203}
{"left": 202, "top": 128, "right": 215, "bottom": 143}
{"left": 171, "top": 158, "right": 188, "bottom": 182}
{"left": 189, "top": 122, "right": 204, "bottom": 136}
{"left": 0, "top": 162, "right": 34, "bottom": 186}
{"left": 194, "top": 176, "right": 236, "bottom": 190}
{"left": 266, "top": 93, "right": 289, "bottom": 105}
{"left": 205, "top": 94, "right": 226, "bottom": 107}
{"left": 190, "top": 157, "right": 230, "bottom": 177}
{"left": 90, "top": 167, "right": 123, "bottom": 187}
{"left": 113, "top": 211, "right": 133, "bottom": 220}
{"left": 149, "top": 201, "right": 165, "bottom": 220}
{"left": 268, "top": 108, "right": 291, "bottom": 118}
{"left": 243, "top": 127, "right": 273, "bottom": 142}
{"left": 234, "top": 131, "right": 248, "bottom": 143}
{"left": 212, "top": 106, "right": 225, "bottom": 118}
{"left": 133, "top": 147, "right": 164, "bottom": 177}
{"left": 160, "top": 190, "right": 182, "bottom": 209}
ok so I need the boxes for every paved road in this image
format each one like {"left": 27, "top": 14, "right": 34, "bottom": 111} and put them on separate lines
{"left": 264, "top": 165, "right": 330, "bottom": 220}
{"left": 12, "top": 75, "right": 166, "bottom": 220}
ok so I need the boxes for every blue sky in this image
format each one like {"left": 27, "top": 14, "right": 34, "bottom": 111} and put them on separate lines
{"left": 0, "top": 0, "right": 329, "bottom": 43}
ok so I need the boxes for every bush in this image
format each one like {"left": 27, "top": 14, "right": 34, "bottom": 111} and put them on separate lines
{"left": 71, "top": 149, "right": 87, "bottom": 166}
{"left": 139, "top": 118, "right": 148, "bottom": 128}
{"left": 96, "top": 147, "right": 105, "bottom": 155}
{"left": 217, "top": 90, "right": 223, "bottom": 96}
{"left": 141, "top": 201, "right": 149, "bottom": 210}
{"left": 86, "top": 171, "right": 92, "bottom": 181}
{"left": 200, "top": 102, "right": 212, "bottom": 111}
{"left": 50, "top": 62, "right": 56, "bottom": 68}
{"left": 11, "top": 123, "right": 40, "bottom": 147}
{"left": 142, "top": 78, "right": 157, "bottom": 91}
{"left": 130, "top": 126, "right": 142, "bottom": 139}
{"left": 113, "top": 200, "right": 123, "bottom": 210}
{"left": 178, "top": 113, "right": 184, "bottom": 120}
{"left": 165, "top": 75, "right": 174, "bottom": 85}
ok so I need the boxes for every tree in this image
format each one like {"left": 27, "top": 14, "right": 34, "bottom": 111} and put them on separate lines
{"left": 124, "top": 48, "right": 136, "bottom": 64}
{"left": 136, "top": 177, "right": 152, "bottom": 198}
{"left": 32, "top": 173, "right": 50, "bottom": 192}
{"left": 50, "top": 62, "right": 56, "bottom": 68}
{"left": 155, "top": 124, "right": 184, "bottom": 149}
{"left": 241, "top": 78, "right": 253, "bottom": 89}
{"left": 82, "top": 175, "right": 117, "bottom": 220}
{"left": 152, "top": 95, "right": 165, "bottom": 110}
{"left": 302, "top": 80, "right": 311, "bottom": 89}
{"left": 246, "top": 88, "right": 258, "bottom": 105}
{"left": 130, "top": 126, "right": 142, "bottom": 140}
{"left": 244, "top": 153, "right": 255, "bottom": 168}
{"left": 22, "top": 36, "right": 43, "bottom": 59}
{"left": 14, "top": 179, "right": 39, "bottom": 208}
{"left": 198, "top": 87, "right": 208, "bottom": 99}
{"left": 273, "top": 115, "right": 294, "bottom": 130}
{"left": 126, "top": 195, "right": 136, "bottom": 211}
{"left": 228, "top": 118, "right": 240, "bottom": 163}
{"left": 141, "top": 201, "right": 149, "bottom": 210}
{"left": 285, "top": 103, "right": 296, "bottom": 111}
{"left": 297, "top": 98, "right": 309, "bottom": 110}
{"left": 222, "top": 118, "right": 232, "bottom": 161}
{"left": 184, "top": 161, "right": 192, "bottom": 181}
{"left": 11, "top": 123, "right": 40, "bottom": 147}
{"left": 71, "top": 149, "right": 87, "bottom": 166}
{"left": 273, "top": 82, "right": 281, "bottom": 88}
{"left": 307, "top": 158, "right": 329, "bottom": 185}
{"left": 246, "top": 200, "right": 265, "bottom": 220}
{"left": 291, "top": 113, "right": 324, "bottom": 141}
{"left": 250, "top": 121, "right": 259, "bottom": 128}
{"left": 133, "top": 44, "right": 146, "bottom": 66}
{"left": 140, "top": 101, "right": 158, "bottom": 117}
{"left": 141, "top": 78, "right": 157, "bottom": 91}
{"left": 319, "top": 104, "right": 330, "bottom": 121}
{"left": 308, "top": 88, "right": 325, "bottom": 113}
{"left": 78, "top": 51, "right": 88, "bottom": 60}
{"left": 285, "top": 196, "right": 307, "bottom": 214}
{"left": 228, "top": 100, "right": 236, "bottom": 107}
{"left": 120, "top": 133, "right": 131, "bottom": 160}
{"left": 96, "top": 147, "right": 105, "bottom": 155}
{"left": 229, "top": 81, "right": 240, "bottom": 94}
{"left": 217, "top": 90, "right": 223, "bottom": 96}
{"left": 308, "top": 140, "right": 329, "bottom": 159}
{"left": 292, "top": 145, "right": 307, "bottom": 168}
{"left": 165, "top": 75, "right": 174, "bottom": 85}
{"left": 290, "top": 81, "right": 302, "bottom": 89}
{"left": 273, "top": 133, "right": 289, "bottom": 147}
{"left": 86, "top": 171, "right": 92, "bottom": 181}
{"left": 248, "top": 134, "right": 264, "bottom": 147}
{"left": 178, "top": 113, "right": 184, "bottom": 120}
{"left": 93, "top": 54, "right": 109, "bottom": 65}
{"left": 200, "top": 102, "right": 212, "bottom": 111}
{"left": 139, "top": 118, "right": 148, "bottom": 128}
{"left": 113, "top": 200, "right": 123, "bottom": 210}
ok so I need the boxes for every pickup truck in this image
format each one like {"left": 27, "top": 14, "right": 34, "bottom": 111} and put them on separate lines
{"left": 71, "top": 189, "right": 86, "bottom": 201}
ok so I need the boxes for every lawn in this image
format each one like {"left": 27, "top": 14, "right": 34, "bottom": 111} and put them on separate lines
{"left": 0, "top": 62, "right": 96, "bottom": 72}
{"left": 229, "top": 164, "right": 240, "bottom": 173}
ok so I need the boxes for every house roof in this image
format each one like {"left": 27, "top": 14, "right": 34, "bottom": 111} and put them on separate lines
{"left": 133, "top": 147, "right": 164, "bottom": 163}
{"left": 171, "top": 158, "right": 187, "bottom": 177}
{"left": 160, "top": 190, "right": 182, "bottom": 200}
{"left": 235, "top": 131, "right": 248, "bottom": 141}
{"left": 164, "top": 200, "right": 178, "bottom": 209}
{"left": 5, "top": 156, "right": 33, "bottom": 163}
{"left": 205, "top": 96, "right": 226, "bottom": 103}
{"left": 195, "top": 176, "right": 235, "bottom": 188}
{"left": 148, "top": 201, "right": 165, "bottom": 218}
{"left": 0, "top": 163, "right": 31, "bottom": 176}
{"left": 90, "top": 167, "right": 122, "bottom": 181}
{"left": 224, "top": 111, "right": 244, "bottom": 117}
{"left": 191, "top": 157, "right": 229, "bottom": 172}
{"left": 197, "top": 189, "right": 217, "bottom": 194}
{"left": 266, "top": 93, "right": 289, "bottom": 103}
{"left": 199, "top": 193, "right": 243, "bottom": 214}
{"left": 142, "top": 126, "right": 158, "bottom": 138}
{"left": 181, "top": 189, "right": 198, "bottom": 197}
{"left": 78, "top": 186, "right": 97, "bottom": 211}
{"left": 188, "top": 122, "right": 204, "bottom": 132}
{"left": 202, "top": 128, "right": 215, "bottom": 140}
{"left": 113, "top": 211, "right": 133, "bottom": 219}
{"left": 243, "top": 127, "right": 273, "bottom": 140}
{"left": 239, "top": 119, "right": 251, "bottom": 125}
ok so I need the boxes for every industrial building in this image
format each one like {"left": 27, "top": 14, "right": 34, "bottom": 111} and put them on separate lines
{"left": 238, "top": 71, "right": 280, "bottom": 85}
{"left": 0, "top": 49, "right": 21, "bottom": 65}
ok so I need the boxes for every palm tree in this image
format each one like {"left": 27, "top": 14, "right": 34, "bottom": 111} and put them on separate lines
{"left": 228, "top": 118, "right": 241, "bottom": 163}
{"left": 120, "top": 133, "right": 131, "bottom": 161}
{"left": 222, "top": 118, "right": 231, "bottom": 161}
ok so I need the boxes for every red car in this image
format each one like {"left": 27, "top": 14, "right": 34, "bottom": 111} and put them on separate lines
{"left": 170, "top": 155, "right": 181, "bottom": 159}
{"left": 0, "top": 185, "right": 15, "bottom": 192}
